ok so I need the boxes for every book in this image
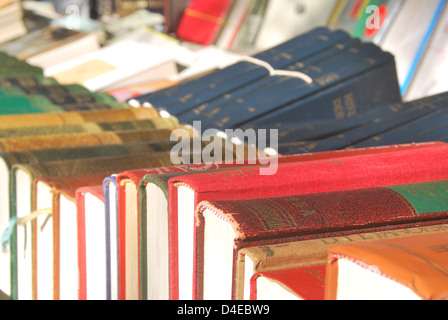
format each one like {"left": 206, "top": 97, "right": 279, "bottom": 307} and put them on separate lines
{"left": 250, "top": 265, "right": 327, "bottom": 301}
{"left": 215, "top": 0, "right": 252, "bottom": 50}
{"left": 0, "top": 127, "right": 186, "bottom": 153}
{"left": 0, "top": 107, "right": 161, "bottom": 130}
{"left": 405, "top": 4, "right": 448, "bottom": 100}
{"left": 132, "top": 28, "right": 350, "bottom": 114}
{"left": 4, "top": 128, "right": 191, "bottom": 300}
{"left": 44, "top": 33, "right": 180, "bottom": 91}
{"left": 76, "top": 184, "right": 106, "bottom": 301}
{"left": 254, "top": 0, "right": 339, "bottom": 50}
{"left": 12, "top": 152, "right": 181, "bottom": 300}
{"left": 282, "top": 92, "right": 448, "bottom": 154}
{"left": 229, "top": 0, "right": 268, "bottom": 53}
{"left": 0, "top": 116, "right": 180, "bottom": 139}
{"left": 176, "top": 0, "right": 234, "bottom": 46}
{"left": 169, "top": 143, "right": 448, "bottom": 300}
{"left": 0, "top": 83, "right": 91, "bottom": 97}
{"left": 326, "top": 231, "right": 448, "bottom": 300}
{"left": 247, "top": 224, "right": 448, "bottom": 301}
{"left": 196, "top": 179, "right": 448, "bottom": 300}
{"left": 227, "top": 43, "right": 401, "bottom": 130}
{"left": 0, "top": 0, "right": 27, "bottom": 44}
{"left": 379, "top": 0, "right": 447, "bottom": 95}
{"left": 0, "top": 75, "right": 58, "bottom": 87}
{"left": 352, "top": 106, "right": 448, "bottom": 148}
{"left": 138, "top": 142, "right": 444, "bottom": 300}
{"left": 0, "top": 26, "right": 100, "bottom": 70}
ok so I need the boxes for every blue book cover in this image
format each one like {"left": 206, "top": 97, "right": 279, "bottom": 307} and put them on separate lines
{"left": 195, "top": 42, "right": 399, "bottom": 130}
{"left": 132, "top": 28, "right": 351, "bottom": 115}
{"left": 280, "top": 92, "right": 448, "bottom": 154}
{"left": 103, "top": 175, "right": 118, "bottom": 301}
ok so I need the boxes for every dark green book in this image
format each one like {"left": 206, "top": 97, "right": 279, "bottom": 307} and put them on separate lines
{"left": 0, "top": 84, "right": 91, "bottom": 98}
{"left": 0, "top": 75, "right": 59, "bottom": 87}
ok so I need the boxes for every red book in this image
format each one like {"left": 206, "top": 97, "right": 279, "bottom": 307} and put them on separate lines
{"left": 176, "top": 0, "right": 234, "bottom": 45}
{"left": 166, "top": 143, "right": 448, "bottom": 300}
{"left": 250, "top": 265, "right": 327, "bottom": 301}
{"left": 163, "top": 142, "right": 446, "bottom": 300}
{"left": 196, "top": 179, "right": 448, "bottom": 300}
{"left": 76, "top": 185, "right": 104, "bottom": 301}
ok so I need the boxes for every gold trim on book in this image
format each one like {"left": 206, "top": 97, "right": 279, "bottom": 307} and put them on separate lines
{"left": 183, "top": 8, "right": 226, "bottom": 25}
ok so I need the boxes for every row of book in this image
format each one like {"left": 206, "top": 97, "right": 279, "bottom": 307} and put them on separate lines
{"left": 0, "top": 22, "right": 447, "bottom": 301}
{"left": 2, "top": 0, "right": 448, "bottom": 105}
{"left": 146, "top": 0, "right": 448, "bottom": 101}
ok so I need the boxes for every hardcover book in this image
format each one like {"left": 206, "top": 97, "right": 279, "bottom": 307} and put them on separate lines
{"left": 137, "top": 142, "right": 444, "bottom": 300}
{"left": 169, "top": 144, "right": 448, "bottom": 300}
{"left": 196, "top": 179, "right": 448, "bottom": 300}
{"left": 326, "top": 231, "right": 448, "bottom": 300}
{"left": 176, "top": 0, "right": 234, "bottom": 45}
{"left": 0, "top": 107, "right": 161, "bottom": 130}
{"left": 244, "top": 224, "right": 448, "bottom": 300}
{"left": 0, "top": 116, "right": 180, "bottom": 139}
{"left": 250, "top": 265, "right": 326, "bottom": 301}
{"left": 12, "top": 152, "right": 180, "bottom": 300}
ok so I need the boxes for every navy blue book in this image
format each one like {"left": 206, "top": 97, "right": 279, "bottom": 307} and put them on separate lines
{"left": 254, "top": 101, "right": 419, "bottom": 145}
{"left": 404, "top": 125, "right": 448, "bottom": 143}
{"left": 193, "top": 42, "right": 400, "bottom": 131}
{"left": 131, "top": 28, "right": 352, "bottom": 115}
{"left": 179, "top": 37, "right": 363, "bottom": 124}
{"left": 279, "top": 93, "right": 448, "bottom": 154}
{"left": 353, "top": 103, "right": 448, "bottom": 148}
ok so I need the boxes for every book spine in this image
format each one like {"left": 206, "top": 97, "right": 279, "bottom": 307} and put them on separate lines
{"left": 244, "top": 60, "right": 401, "bottom": 130}
{"left": 353, "top": 107, "right": 448, "bottom": 148}
{"left": 164, "top": 31, "right": 353, "bottom": 116}
{"left": 178, "top": 37, "right": 362, "bottom": 123}
{"left": 103, "top": 176, "right": 117, "bottom": 301}
{"left": 199, "top": 44, "right": 396, "bottom": 130}
{"left": 284, "top": 94, "right": 445, "bottom": 154}
{"left": 134, "top": 28, "right": 343, "bottom": 111}
{"left": 0, "top": 76, "right": 59, "bottom": 87}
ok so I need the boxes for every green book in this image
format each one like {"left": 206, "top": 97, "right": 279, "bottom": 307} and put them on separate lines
{"left": 0, "top": 76, "right": 59, "bottom": 87}
{"left": 0, "top": 67, "right": 44, "bottom": 77}
{"left": 0, "top": 84, "right": 92, "bottom": 98}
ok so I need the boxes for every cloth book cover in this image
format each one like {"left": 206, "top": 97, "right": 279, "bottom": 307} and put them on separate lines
{"left": 326, "top": 231, "right": 448, "bottom": 300}
{"left": 168, "top": 143, "right": 448, "bottom": 300}
{"left": 196, "top": 179, "right": 448, "bottom": 300}
{"left": 139, "top": 142, "right": 443, "bottom": 300}
{"left": 13, "top": 150, "right": 181, "bottom": 300}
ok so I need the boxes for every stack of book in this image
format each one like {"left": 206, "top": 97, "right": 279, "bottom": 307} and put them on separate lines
{"left": 0, "top": 4, "right": 447, "bottom": 301}
{"left": 0, "top": 0, "right": 27, "bottom": 44}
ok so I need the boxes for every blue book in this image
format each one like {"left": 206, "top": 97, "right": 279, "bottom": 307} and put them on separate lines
{"left": 132, "top": 28, "right": 351, "bottom": 115}
{"left": 280, "top": 93, "right": 448, "bottom": 154}
{"left": 354, "top": 104, "right": 448, "bottom": 148}
{"left": 103, "top": 175, "right": 119, "bottom": 301}
{"left": 256, "top": 101, "right": 419, "bottom": 145}
{"left": 178, "top": 37, "right": 363, "bottom": 124}
{"left": 196, "top": 43, "right": 399, "bottom": 130}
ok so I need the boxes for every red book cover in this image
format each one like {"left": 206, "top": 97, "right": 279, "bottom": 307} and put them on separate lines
{"left": 176, "top": 0, "right": 234, "bottom": 45}
{"left": 165, "top": 142, "right": 446, "bottom": 300}
{"left": 196, "top": 179, "right": 448, "bottom": 300}
{"left": 250, "top": 265, "right": 327, "bottom": 301}
{"left": 166, "top": 143, "right": 448, "bottom": 300}
{"left": 76, "top": 185, "right": 104, "bottom": 301}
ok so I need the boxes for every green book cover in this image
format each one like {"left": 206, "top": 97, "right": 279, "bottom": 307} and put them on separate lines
{"left": 0, "top": 76, "right": 59, "bottom": 87}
